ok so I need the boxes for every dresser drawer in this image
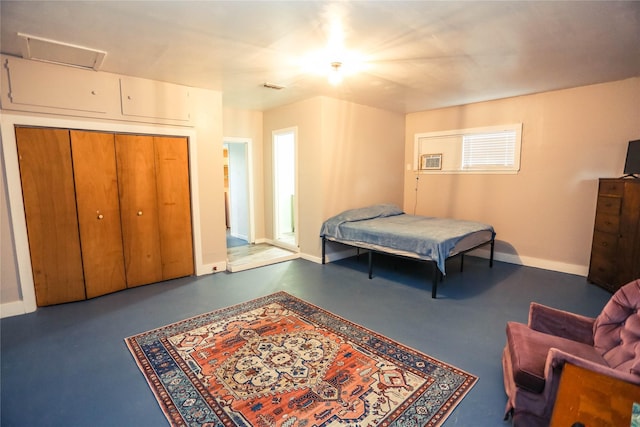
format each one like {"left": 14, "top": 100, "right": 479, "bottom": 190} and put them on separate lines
{"left": 599, "top": 180, "right": 624, "bottom": 196}
{"left": 588, "top": 254, "right": 616, "bottom": 287}
{"left": 594, "top": 213, "right": 620, "bottom": 233}
{"left": 596, "top": 196, "right": 621, "bottom": 215}
{"left": 591, "top": 231, "right": 618, "bottom": 256}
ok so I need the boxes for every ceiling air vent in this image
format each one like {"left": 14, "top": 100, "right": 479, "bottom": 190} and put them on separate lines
{"left": 18, "top": 32, "right": 107, "bottom": 70}
{"left": 263, "top": 82, "right": 285, "bottom": 90}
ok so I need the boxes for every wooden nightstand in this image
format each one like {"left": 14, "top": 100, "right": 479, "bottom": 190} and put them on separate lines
{"left": 550, "top": 363, "right": 640, "bottom": 427}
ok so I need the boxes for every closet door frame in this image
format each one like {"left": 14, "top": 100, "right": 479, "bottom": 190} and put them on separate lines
{"left": 1, "top": 113, "right": 203, "bottom": 315}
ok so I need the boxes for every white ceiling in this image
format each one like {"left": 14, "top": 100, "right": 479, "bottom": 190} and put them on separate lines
{"left": 1, "top": 1, "right": 639, "bottom": 114}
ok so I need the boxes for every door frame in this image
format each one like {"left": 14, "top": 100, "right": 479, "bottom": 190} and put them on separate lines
{"left": 223, "top": 137, "right": 255, "bottom": 245}
{"left": 1, "top": 113, "right": 202, "bottom": 316}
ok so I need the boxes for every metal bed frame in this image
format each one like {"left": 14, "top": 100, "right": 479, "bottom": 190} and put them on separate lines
{"left": 322, "top": 235, "right": 495, "bottom": 298}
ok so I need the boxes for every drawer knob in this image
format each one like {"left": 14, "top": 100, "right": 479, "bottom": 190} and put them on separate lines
{"left": 137, "top": 210, "right": 143, "bottom": 216}
{"left": 97, "top": 214, "right": 104, "bottom": 220}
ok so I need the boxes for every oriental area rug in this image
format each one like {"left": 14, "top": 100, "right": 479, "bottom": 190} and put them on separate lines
{"left": 125, "top": 292, "right": 477, "bottom": 427}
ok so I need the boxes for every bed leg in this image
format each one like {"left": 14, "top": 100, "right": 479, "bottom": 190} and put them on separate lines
{"left": 368, "top": 251, "right": 373, "bottom": 279}
{"left": 322, "top": 237, "right": 326, "bottom": 264}
{"left": 431, "top": 262, "right": 438, "bottom": 298}
{"left": 490, "top": 238, "right": 495, "bottom": 268}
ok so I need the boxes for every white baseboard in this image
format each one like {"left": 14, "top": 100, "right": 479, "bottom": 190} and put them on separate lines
{"left": 462, "top": 247, "right": 589, "bottom": 276}
{"left": 230, "top": 232, "right": 248, "bottom": 241}
{"left": 0, "top": 300, "right": 29, "bottom": 319}
{"left": 197, "top": 261, "right": 227, "bottom": 275}
{"left": 317, "top": 246, "right": 367, "bottom": 264}
{"left": 300, "top": 252, "right": 322, "bottom": 264}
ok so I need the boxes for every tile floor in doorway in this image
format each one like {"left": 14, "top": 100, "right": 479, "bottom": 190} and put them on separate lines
{"left": 226, "top": 231, "right": 298, "bottom": 272}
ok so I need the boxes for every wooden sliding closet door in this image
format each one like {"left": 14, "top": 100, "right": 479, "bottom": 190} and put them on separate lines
{"left": 115, "top": 134, "right": 163, "bottom": 287}
{"left": 70, "top": 130, "right": 126, "bottom": 298}
{"left": 154, "top": 136, "right": 194, "bottom": 279}
{"left": 15, "top": 127, "right": 85, "bottom": 305}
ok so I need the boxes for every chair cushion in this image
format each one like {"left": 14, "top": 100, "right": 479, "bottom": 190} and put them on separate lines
{"left": 593, "top": 279, "right": 640, "bottom": 375}
{"left": 506, "top": 321, "right": 606, "bottom": 393}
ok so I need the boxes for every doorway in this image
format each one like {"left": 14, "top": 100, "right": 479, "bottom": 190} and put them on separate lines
{"left": 272, "top": 128, "right": 298, "bottom": 250}
{"left": 224, "top": 135, "right": 299, "bottom": 273}
{"left": 223, "top": 138, "right": 253, "bottom": 248}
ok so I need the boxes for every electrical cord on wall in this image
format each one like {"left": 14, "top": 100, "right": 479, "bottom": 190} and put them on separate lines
{"left": 413, "top": 173, "right": 420, "bottom": 215}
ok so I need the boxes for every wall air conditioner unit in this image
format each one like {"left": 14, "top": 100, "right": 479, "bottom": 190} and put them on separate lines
{"left": 420, "top": 153, "right": 442, "bottom": 170}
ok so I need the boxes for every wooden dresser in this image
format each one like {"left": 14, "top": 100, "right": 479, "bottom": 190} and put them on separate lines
{"left": 588, "top": 178, "right": 640, "bottom": 292}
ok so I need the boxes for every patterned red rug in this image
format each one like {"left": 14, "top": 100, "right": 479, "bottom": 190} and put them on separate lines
{"left": 126, "top": 292, "right": 477, "bottom": 426}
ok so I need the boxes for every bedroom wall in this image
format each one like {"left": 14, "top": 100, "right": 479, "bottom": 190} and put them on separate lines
{"left": 404, "top": 77, "right": 640, "bottom": 275}
{"left": 263, "top": 96, "right": 405, "bottom": 261}
{"left": 263, "top": 97, "right": 325, "bottom": 259}
{"left": 222, "top": 108, "right": 265, "bottom": 240}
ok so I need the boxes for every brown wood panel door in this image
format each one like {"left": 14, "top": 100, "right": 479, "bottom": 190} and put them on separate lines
{"left": 154, "top": 136, "right": 194, "bottom": 279}
{"left": 70, "top": 130, "right": 126, "bottom": 298}
{"left": 15, "top": 127, "right": 85, "bottom": 305}
{"left": 115, "top": 134, "right": 162, "bottom": 287}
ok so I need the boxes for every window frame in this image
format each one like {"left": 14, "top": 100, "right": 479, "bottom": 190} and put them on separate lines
{"left": 414, "top": 123, "right": 522, "bottom": 174}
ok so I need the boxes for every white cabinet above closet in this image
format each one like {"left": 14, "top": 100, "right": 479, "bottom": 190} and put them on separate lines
{"left": 120, "top": 76, "right": 191, "bottom": 122}
{"left": 4, "top": 56, "right": 120, "bottom": 115}
{"left": 1, "top": 55, "right": 193, "bottom": 126}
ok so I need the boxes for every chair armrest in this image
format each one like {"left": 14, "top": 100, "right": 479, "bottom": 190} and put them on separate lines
{"left": 528, "top": 302, "right": 595, "bottom": 344}
{"left": 546, "top": 348, "right": 640, "bottom": 386}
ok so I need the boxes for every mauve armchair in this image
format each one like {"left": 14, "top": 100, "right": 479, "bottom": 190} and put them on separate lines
{"left": 502, "top": 279, "right": 640, "bottom": 427}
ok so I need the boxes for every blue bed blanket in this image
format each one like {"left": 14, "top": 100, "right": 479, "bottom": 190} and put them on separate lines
{"left": 320, "top": 204, "right": 494, "bottom": 274}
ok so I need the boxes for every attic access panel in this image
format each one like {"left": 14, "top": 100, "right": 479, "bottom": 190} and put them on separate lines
{"left": 18, "top": 32, "right": 106, "bottom": 70}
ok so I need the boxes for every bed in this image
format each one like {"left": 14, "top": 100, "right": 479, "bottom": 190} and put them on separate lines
{"left": 320, "top": 204, "right": 496, "bottom": 298}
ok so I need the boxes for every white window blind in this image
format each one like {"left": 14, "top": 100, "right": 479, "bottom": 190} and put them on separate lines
{"left": 462, "top": 130, "right": 517, "bottom": 170}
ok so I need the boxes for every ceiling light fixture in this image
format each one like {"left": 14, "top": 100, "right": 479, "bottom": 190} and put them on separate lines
{"left": 299, "top": 8, "right": 368, "bottom": 86}
{"left": 328, "top": 61, "right": 343, "bottom": 86}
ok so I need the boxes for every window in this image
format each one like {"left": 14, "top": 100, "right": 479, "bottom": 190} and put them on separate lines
{"left": 414, "top": 124, "right": 522, "bottom": 174}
